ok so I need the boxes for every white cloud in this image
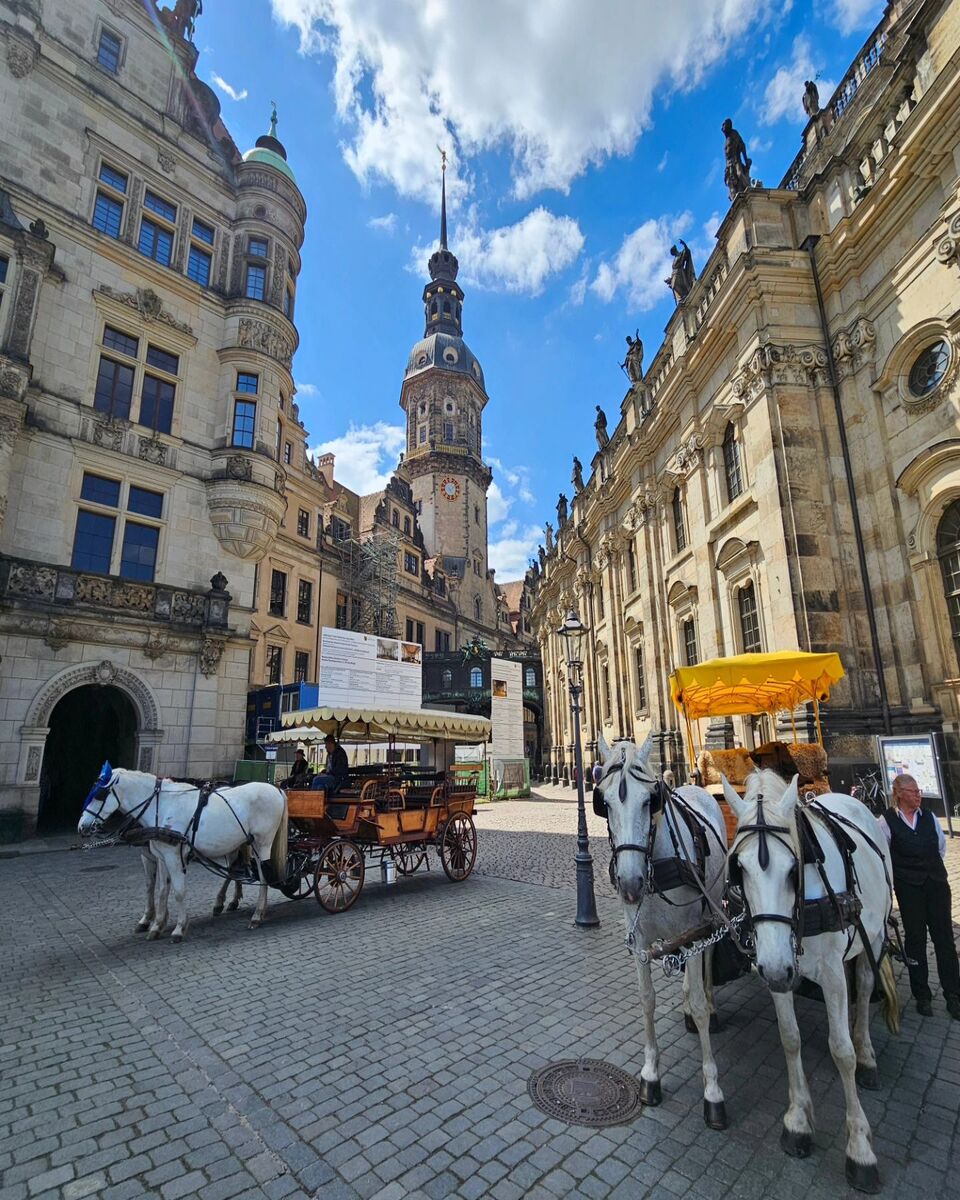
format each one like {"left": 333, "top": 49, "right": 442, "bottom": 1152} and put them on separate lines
{"left": 488, "top": 522, "right": 542, "bottom": 580}
{"left": 210, "top": 73, "right": 248, "bottom": 102}
{"left": 487, "top": 480, "right": 512, "bottom": 525}
{"left": 487, "top": 457, "right": 535, "bottom": 507}
{"left": 270, "top": 0, "right": 781, "bottom": 204}
{"left": 827, "top": 0, "right": 882, "bottom": 35}
{"left": 368, "top": 212, "right": 397, "bottom": 233}
{"left": 761, "top": 37, "right": 835, "bottom": 125}
{"left": 411, "top": 208, "right": 584, "bottom": 295}
{"left": 310, "top": 421, "right": 404, "bottom": 493}
{"left": 295, "top": 381, "right": 319, "bottom": 396}
{"left": 657, "top": 151, "right": 669, "bottom": 173}
{"left": 591, "top": 212, "right": 692, "bottom": 311}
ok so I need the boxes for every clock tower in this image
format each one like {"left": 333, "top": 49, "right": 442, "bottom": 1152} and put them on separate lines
{"left": 399, "top": 162, "right": 493, "bottom": 630}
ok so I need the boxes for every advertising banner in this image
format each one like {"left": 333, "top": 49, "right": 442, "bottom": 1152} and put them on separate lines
{"left": 317, "top": 627, "right": 422, "bottom": 711}
{"left": 490, "top": 657, "right": 524, "bottom": 761}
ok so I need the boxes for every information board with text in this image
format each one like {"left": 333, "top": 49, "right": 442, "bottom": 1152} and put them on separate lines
{"left": 490, "top": 657, "right": 524, "bottom": 761}
{"left": 317, "top": 627, "right": 422, "bottom": 711}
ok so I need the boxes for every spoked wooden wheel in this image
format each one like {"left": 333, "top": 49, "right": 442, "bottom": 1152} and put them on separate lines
{"left": 439, "top": 813, "right": 477, "bottom": 882}
{"left": 314, "top": 840, "right": 365, "bottom": 912}
{"left": 393, "top": 846, "right": 427, "bottom": 875}
{"left": 278, "top": 850, "right": 317, "bottom": 900}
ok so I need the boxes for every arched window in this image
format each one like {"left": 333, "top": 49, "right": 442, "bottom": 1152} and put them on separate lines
{"left": 723, "top": 422, "right": 743, "bottom": 502}
{"left": 737, "top": 581, "right": 762, "bottom": 653}
{"left": 441, "top": 668, "right": 453, "bottom": 689}
{"left": 672, "top": 488, "right": 687, "bottom": 552}
{"left": 469, "top": 666, "right": 482, "bottom": 688}
{"left": 442, "top": 300, "right": 451, "bottom": 316}
{"left": 474, "top": 596, "right": 482, "bottom": 621}
{"left": 391, "top": 509, "right": 399, "bottom": 528}
{"left": 937, "top": 501, "right": 960, "bottom": 664}
{"left": 525, "top": 667, "right": 536, "bottom": 687}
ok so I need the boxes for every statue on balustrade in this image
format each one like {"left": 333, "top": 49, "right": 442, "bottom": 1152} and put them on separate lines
{"left": 594, "top": 405, "right": 609, "bottom": 449}
{"left": 665, "top": 240, "right": 696, "bottom": 304}
{"left": 722, "top": 118, "right": 752, "bottom": 201}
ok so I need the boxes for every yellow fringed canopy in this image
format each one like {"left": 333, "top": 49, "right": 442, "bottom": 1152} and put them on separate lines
{"left": 669, "top": 651, "right": 845, "bottom": 721}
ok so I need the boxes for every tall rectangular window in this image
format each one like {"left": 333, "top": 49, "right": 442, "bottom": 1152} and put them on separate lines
{"left": 283, "top": 442, "right": 292, "bottom": 465}
{"left": 627, "top": 539, "right": 638, "bottom": 592}
{"left": 236, "top": 372, "right": 258, "bottom": 394}
{"left": 71, "top": 510, "right": 116, "bottom": 573}
{"left": 602, "top": 664, "right": 611, "bottom": 720}
{"left": 435, "top": 630, "right": 451, "bottom": 651}
{"left": 119, "top": 521, "right": 159, "bottom": 581}
{"left": 635, "top": 644, "right": 647, "bottom": 710}
{"left": 231, "top": 400, "right": 256, "bottom": 448}
{"left": 335, "top": 591, "right": 348, "bottom": 629}
{"left": 404, "top": 552, "right": 419, "bottom": 575}
{"left": 94, "top": 356, "right": 134, "bottom": 420}
{"left": 723, "top": 423, "right": 744, "bottom": 503}
{"left": 331, "top": 517, "right": 351, "bottom": 542}
{"left": 139, "top": 373, "right": 176, "bottom": 434}
{"left": 294, "top": 650, "right": 309, "bottom": 684}
{"left": 297, "top": 509, "right": 310, "bottom": 537}
{"left": 297, "top": 579, "right": 312, "bottom": 624}
{"left": 0, "top": 255, "right": 8, "bottom": 310}
{"left": 138, "top": 218, "right": 173, "bottom": 266}
{"left": 673, "top": 488, "right": 687, "bottom": 553}
{"left": 682, "top": 618, "right": 698, "bottom": 666}
{"left": 266, "top": 645, "right": 283, "bottom": 685}
{"left": 245, "top": 264, "right": 266, "bottom": 300}
{"left": 738, "top": 582, "right": 762, "bottom": 653}
{"left": 269, "top": 570, "right": 287, "bottom": 616}
{"left": 93, "top": 192, "right": 124, "bottom": 238}
{"left": 597, "top": 580, "right": 604, "bottom": 619}
{"left": 414, "top": 621, "right": 425, "bottom": 645}
{"left": 97, "top": 28, "right": 122, "bottom": 73}
{"left": 187, "top": 244, "right": 211, "bottom": 286}
{"left": 248, "top": 237, "right": 268, "bottom": 258}
{"left": 443, "top": 422, "right": 454, "bottom": 442}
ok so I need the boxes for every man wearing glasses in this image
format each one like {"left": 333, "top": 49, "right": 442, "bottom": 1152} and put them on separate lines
{"left": 879, "top": 774, "right": 960, "bottom": 1018}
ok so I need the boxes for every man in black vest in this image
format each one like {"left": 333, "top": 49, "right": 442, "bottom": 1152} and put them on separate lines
{"left": 880, "top": 774, "right": 960, "bottom": 1018}
{"left": 309, "top": 734, "right": 350, "bottom": 797}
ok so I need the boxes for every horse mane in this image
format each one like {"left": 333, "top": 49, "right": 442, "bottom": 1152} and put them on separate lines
{"left": 739, "top": 768, "right": 801, "bottom": 856}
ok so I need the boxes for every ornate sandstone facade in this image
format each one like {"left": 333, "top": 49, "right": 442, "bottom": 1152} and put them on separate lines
{"left": 531, "top": 0, "right": 960, "bottom": 790}
{"left": 0, "top": 0, "right": 304, "bottom": 832}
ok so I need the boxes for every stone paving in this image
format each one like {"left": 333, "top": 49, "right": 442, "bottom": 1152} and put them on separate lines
{"left": 0, "top": 794, "right": 958, "bottom": 1200}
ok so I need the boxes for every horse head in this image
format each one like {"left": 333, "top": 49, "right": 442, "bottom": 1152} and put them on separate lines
{"left": 723, "top": 771, "right": 802, "bottom": 992}
{"left": 77, "top": 761, "right": 120, "bottom": 835}
{"left": 596, "top": 732, "right": 659, "bottom": 905}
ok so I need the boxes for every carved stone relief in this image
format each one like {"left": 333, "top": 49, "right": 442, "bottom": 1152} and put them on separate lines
{"left": 832, "top": 318, "right": 876, "bottom": 379}
{"left": 24, "top": 745, "right": 42, "bottom": 783}
{"left": 6, "top": 31, "right": 39, "bottom": 78}
{"left": 7, "top": 562, "right": 57, "bottom": 599}
{"left": 94, "top": 660, "right": 118, "bottom": 685}
{"left": 226, "top": 455, "right": 252, "bottom": 480}
{"left": 143, "top": 632, "right": 169, "bottom": 661}
{"left": 171, "top": 592, "right": 205, "bottom": 624}
{"left": 139, "top": 746, "right": 154, "bottom": 772}
{"left": 138, "top": 435, "right": 168, "bottom": 466}
{"left": 935, "top": 210, "right": 960, "bottom": 271}
{"left": 157, "top": 151, "right": 176, "bottom": 174}
{"left": 237, "top": 317, "right": 294, "bottom": 370}
{"left": 7, "top": 266, "right": 42, "bottom": 359}
{"left": 731, "top": 342, "right": 829, "bottom": 399}
{"left": 42, "top": 619, "right": 71, "bottom": 651}
{"left": 75, "top": 575, "right": 154, "bottom": 613}
{"left": 672, "top": 433, "right": 705, "bottom": 476}
{"left": 95, "top": 286, "right": 194, "bottom": 336}
{"left": 92, "top": 419, "right": 125, "bottom": 452}
{"left": 198, "top": 637, "right": 225, "bottom": 677}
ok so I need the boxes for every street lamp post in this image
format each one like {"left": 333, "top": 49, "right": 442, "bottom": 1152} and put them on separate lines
{"left": 558, "top": 608, "right": 600, "bottom": 929}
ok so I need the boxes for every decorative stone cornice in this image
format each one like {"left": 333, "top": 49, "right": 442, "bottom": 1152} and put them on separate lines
{"left": 731, "top": 342, "right": 830, "bottom": 399}
{"left": 832, "top": 317, "right": 876, "bottom": 380}
{"left": 238, "top": 317, "right": 294, "bottom": 371}
{"left": 671, "top": 432, "right": 705, "bottom": 477}
{"left": 94, "top": 286, "right": 195, "bottom": 339}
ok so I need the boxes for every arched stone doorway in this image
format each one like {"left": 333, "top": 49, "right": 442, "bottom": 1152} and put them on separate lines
{"left": 37, "top": 685, "right": 138, "bottom": 833}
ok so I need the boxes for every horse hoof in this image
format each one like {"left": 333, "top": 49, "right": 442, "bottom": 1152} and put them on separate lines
{"left": 248, "top": 920, "right": 261, "bottom": 930}
{"left": 639, "top": 1079, "right": 662, "bottom": 1107}
{"left": 845, "top": 1158, "right": 881, "bottom": 1194}
{"left": 684, "top": 1013, "right": 697, "bottom": 1034}
{"left": 855, "top": 1065, "right": 879, "bottom": 1091}
{"left": 780, "top": 1127, "right": 812, "bottom": 1158}
{"left": 703, "top": 1100, "right": 727, "bottom": 1130}
{"left": 212, "top": 905, "right": 224, "bottom": 916}
{"left": 146, "top": 928, "right": 160, "bottom": 941}
{"left": 171, "top": 932, "right": 183, "bottom": 944}
{"left": 709, "top": 1012, "right": 721, "bottom": 1034}
{"left": 227, "top": 901, "right": 240, "bottom": 912}
{"left": 135, "top": 921, "right": 150, "bottom": 933}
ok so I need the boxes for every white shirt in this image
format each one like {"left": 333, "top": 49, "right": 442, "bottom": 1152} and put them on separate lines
{"left": 877, "top": 806, "right": 947, "bottom": 859}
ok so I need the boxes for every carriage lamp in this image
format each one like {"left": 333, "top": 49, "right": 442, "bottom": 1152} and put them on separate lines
{"left": 558, "top": 608, "right": 600, "bottom": 929}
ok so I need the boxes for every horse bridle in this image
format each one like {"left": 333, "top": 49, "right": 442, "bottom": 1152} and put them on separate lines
{"left": 81, "top": 772, "right": 161, "bottom": 841}
{"left": 728, "top": 793, "right": 803, "bottom": 954}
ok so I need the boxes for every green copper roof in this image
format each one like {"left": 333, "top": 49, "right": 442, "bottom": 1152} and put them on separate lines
{"left": 242, "top": 146, "right": 297, "bottom": 184}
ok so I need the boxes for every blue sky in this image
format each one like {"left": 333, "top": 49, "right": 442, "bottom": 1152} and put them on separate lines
{"left": 196, "top": 0, "right": 885, "bottom": 580}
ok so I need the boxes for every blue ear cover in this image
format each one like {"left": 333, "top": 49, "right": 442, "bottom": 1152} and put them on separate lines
{"left": 99, "top": 760, "right": 112, "bottom": 783}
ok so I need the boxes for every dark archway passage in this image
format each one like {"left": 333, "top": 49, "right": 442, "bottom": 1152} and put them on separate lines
{"left": 37, "top": 685, "right": 138, "bottom": 833}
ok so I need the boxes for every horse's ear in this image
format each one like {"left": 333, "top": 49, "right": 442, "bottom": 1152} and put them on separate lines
{"left": 635, "top": 733, "right": 654, "bottom": 765}
{"left": 721, "top": 775, "right": 749, "bottom": 822}
{"left": 99, "top": 760, "right": 112, "bottom": 782}
{"left": 780, "top": 774, "right": 800, "bottom": 821}
{"left": 597, "top": 733, "right": 611, "bottom": 763}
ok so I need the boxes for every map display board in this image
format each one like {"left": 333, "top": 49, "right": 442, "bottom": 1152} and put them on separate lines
{"left": 490, "top": 657, "right": 524, "bottom": 761}
{"left": 317, "top": 628, "right": 422, "bottom": 711}
{"left": 877, "top": 734, "right": 943, "bottom": 799}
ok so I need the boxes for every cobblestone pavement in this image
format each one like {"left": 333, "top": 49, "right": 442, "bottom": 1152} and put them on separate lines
{"left": 1, "top": 796, "right": 958, "bottom": 1200}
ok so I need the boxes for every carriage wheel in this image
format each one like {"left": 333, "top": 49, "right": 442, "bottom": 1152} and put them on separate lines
{"left": 439, "top": 813, "right": 477, "bottom": 882}
{"left": 314, "top": 840, "right": 365, "bottom": 913}
{"left": 278, "top": 850, "right": 317, "bottom": 900}
{"left": 393, "top": 846, "right": 427, "bottom": 875}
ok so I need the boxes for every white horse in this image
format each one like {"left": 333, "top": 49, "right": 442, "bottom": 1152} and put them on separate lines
{"left": 596, "top": 734, "right": 730, "bottom": 1128}
{"left": 722, "top": 770, "right": 897, "bottom": 1194}
{"left": 77, "top": 764, "right": 288, "bottom": 942}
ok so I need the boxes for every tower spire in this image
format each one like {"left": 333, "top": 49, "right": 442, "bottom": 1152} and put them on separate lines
{"left": 439, "top": 147, "right": 448, "bottom": 250}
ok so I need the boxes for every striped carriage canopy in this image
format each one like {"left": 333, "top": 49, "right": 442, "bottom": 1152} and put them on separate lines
{"left": 274, "top": 706, "right": 492, "bottom": 745}
{"left": 669, "top": 651, "right": 845, "bottom": 721}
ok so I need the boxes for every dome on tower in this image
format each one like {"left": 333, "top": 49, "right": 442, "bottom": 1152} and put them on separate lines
{"left": 242, "top": 105, "right": 297, "bottom": 184}
{"left": 405, "top": 332, "right": 485, "bottom": 391}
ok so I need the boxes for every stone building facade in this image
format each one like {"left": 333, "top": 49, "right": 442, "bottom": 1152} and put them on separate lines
{"left": 0, "top": 0, "right": 304, "bottom": 832}
{"left": 531, "top": 0, "right": 960, "bottom": 793}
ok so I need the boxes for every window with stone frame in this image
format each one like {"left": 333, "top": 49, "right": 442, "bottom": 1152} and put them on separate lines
{"left": 525, "top": 667, "right": 536, "bottom": 688}
{"left": 186, "top": 216, "right": 214, "bottom": 287}
{"left": 96, "top": 26, "right": 123, "bottom": 73}
{"left": 294, "top": 650, "right": 309, "bottom": 684}
{"left": 405, "top": 618, "right": 425, "bottom": 644}
{"left": 244, "top": 236, "right": 269, "bottom": 301}
{"left": 404, "top": 552, "right": 419, "bottom": 576}
{"left": 92, "top": 325, "right": 179, "bottom": 435}
{"left": 627, "top": 538, "right": 638, "bottom": 593}
{"left": 682, "top": 617, "right": 698, "bottom": 666}
{"left": 469, "top": 667, "right": 483, "bottom": 688}
{"left": 71, "top": 473, "right": 164, "bottom": 582}
{"left": 138, "top": 190, "right": 176, "bottom": 267}
{"left": 297, "top": 509, "right": 310, "bottom": 538}
{"left": 672, "top": 487, "right": 687, "bottom": 553}
{"left": 231, "top": 400, "right": 256, "bottom": 448}
{"left": 335, "top": 591, "right": 348, "bottom": 629}
{"left": 296, "top": 579, "right": 312, "bottom": 625}
{"left": 403, "top": 515, "right": 411, "bottom": 535}
{"left": 634, "top": 643, "right": 647, "bottom": 709}
{"left": 723, "top": 422, "right": 744, "bottom": 503}
{"left": 283, "top": 441, "right": 292, "bottom": 465}
{"left": 435, "top": 630, "right": 451, "bottom": 651}
{"left": 331, "top": 516, "right": 351, "bottom": 542}
{"left": 392, "top": 509, "right": 400, "bottom": 528}
{"left": 937, "top": 501, "right": 960, "bottom": 669}
{"left": 441, "top": 668, "right": 453, "bottom": 688}
{"left": 0, "top": 254, "right": 7, "bottom": 315}
{"left": 602, "top": 663, "right": 612, "bottom": 720}
{"left": 269, "top": 569, "right": 287, "bottom": 617}
{"left": 474, "top": 596, "right": 482, "bottom": 621}
{"left": 266, "top": 645, "right": 283, "bottom": 685}
{"left": 596, "top": 579, "right": 605, "bottom": 620}
{"left": 91, "top": 162, "right": 127, "bottom": 240}
{"left": 737, "top": 581, "right": 762, "bottom": 653}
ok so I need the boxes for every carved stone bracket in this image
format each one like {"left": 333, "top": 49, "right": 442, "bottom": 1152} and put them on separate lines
{"left": 198, "top": 637, "right": 226, "bottom": 678}
{"left": 672, "top": 433, "right": 705, "bottom": 477}
{"left": 226, "top": 455, "right": 253, "bottom": 481}
{"left": 92, "top": 416, "right": 126, "bottom": 452}
{"left": 94, "top": 285, "right": 194, "bottom": 337}
{"left": 143, "top": 632, "right": 170, "bottom": 661}
{"left": 0, "top": 359, "right": 30, "bottom": 403}
{"left": 832, "top": 317, "right": 876, "bottom": 380}
{"left": 731, "top": 342, "right": 829, "bottom": 399}
{"left": 138, "top": 435, "right": 168, "bottom": 466}
{"left": 6, "top": 28, "right": 39, "bottom": 78}
{"left": 42, "top": 618, "right": 71, "bottom": 651}
{"left": 935, "top": 209, "right": 960, "bottom": 271}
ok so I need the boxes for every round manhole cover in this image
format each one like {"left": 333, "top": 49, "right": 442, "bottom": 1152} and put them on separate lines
{"left": 527, "top": 1059, "right": 643, "bottom": 1127}
{"left": 80, "top": 864, "right": 118, "bottom": 873}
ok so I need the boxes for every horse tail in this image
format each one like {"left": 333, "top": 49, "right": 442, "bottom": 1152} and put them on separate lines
{"left": 270, "top": 800, "right": 288, "bottom": 880}
{"left": 879, "top": 953, "right": 900, "bottom": 1035}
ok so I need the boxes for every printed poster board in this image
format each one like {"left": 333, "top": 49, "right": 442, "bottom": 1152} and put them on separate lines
{"left": 877, "top": 734, "right": 942, "bottom": 800}
{"left": 317, "top": 627, "right": 422, "bottom": 712}
{"left": 490, "top": 657, "right": 524, "bottom": 761}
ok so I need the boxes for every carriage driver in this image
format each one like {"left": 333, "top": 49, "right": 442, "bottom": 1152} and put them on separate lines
{"left": 310, "top": 734, "right": 350, "bottom": 797}
{"left": 279, "top": 749, "right": 311, "bottom": 790}
{"left": 879, "top": 774, "right": 960, "bottom": 1019}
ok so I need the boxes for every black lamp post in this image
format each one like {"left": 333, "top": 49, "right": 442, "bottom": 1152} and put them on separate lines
{"left": 558, "top": 608, "right": 600, "bottom": 929}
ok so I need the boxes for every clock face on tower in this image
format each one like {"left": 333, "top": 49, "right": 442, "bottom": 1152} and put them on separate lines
{"left": 440, "top": 477, "right": 460, "bottom": 501}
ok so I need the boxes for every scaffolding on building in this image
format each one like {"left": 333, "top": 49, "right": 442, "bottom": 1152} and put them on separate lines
{"left": 335, "top": 529, "right": 401, "bottom": 637}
